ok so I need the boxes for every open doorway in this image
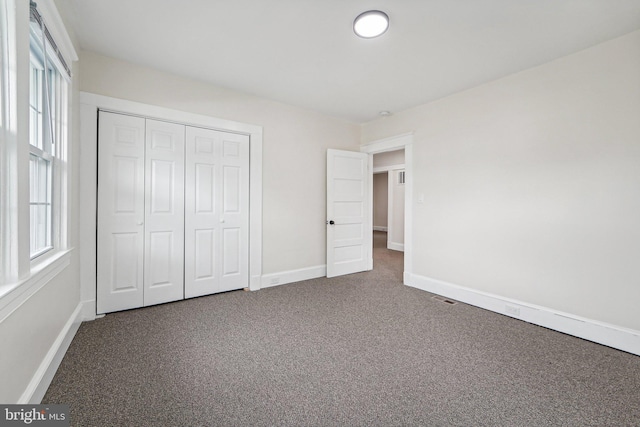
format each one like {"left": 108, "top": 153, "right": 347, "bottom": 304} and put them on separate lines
{"left": 373, "top": 150, "right": 405, "bottom": 250}
{"left": 360, "top": 133, "right": 413, "bottom": 283}
{"left": 372, "top": 149, "right": 405, "bottom": 277}
{"left": 326, "top": 133, "right": 412, "bottom": 281}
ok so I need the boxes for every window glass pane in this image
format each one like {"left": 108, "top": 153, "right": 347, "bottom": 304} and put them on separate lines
{"left": 29, "top": 106, "right": 39, "bottom": 149}
{"left": 29, "top": 153, "right": 51, "bottom": 257}
{"left": 29, "top": 58, "right": 43, "bottom": 150}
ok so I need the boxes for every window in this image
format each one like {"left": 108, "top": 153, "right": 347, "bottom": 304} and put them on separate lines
{"left": 0, "top": 0, "right": 75, "bottom": 298}
{"left": 28, "top": 4, "right": 69, "bottom": 259}
{"left": 29, "top": 48, "right": 53, "bottom": 257}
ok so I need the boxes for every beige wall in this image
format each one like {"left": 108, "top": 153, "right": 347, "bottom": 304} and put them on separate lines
{"left": 389, "top": 169, "right": 405, "bottom": 248}
{"left": 0, "top": 261, "right": 80, "bottom": 402}
{"left": 373, "top": 172, "right": 388, "bottom": 229}
{"left": 373, "top": 149, "right": 405, "bottom": 168}
{"left": 362, "top": 30, "right": 640, "bottom": 331}
{"left": 79, "top": 51, "right": 361, "bottom": 274}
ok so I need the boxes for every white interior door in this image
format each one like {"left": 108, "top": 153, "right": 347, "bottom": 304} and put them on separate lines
{"left": 143, "top": 119, "right": 185, "bottom": 306}
{"left": 184, "top": 127, "right": 249, "bottom": 298}
{"left": 326, "top": 149, "right": 372, "bottom": 278}
{"left": 97, "top": 112, "right": 145, "bottom": 314}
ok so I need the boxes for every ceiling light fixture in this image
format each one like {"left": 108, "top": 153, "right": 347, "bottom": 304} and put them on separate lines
{"left": 353, "top": 10, "right": 389, "bottom": 39}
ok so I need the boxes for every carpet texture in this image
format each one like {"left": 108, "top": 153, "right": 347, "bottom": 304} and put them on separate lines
{"left": 43, "top": 232, "right": 640, "bottom": 426}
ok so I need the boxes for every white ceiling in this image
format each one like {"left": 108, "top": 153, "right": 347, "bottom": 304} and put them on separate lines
{"left": 65, "top": 0, "right": 640, "bottom": 123}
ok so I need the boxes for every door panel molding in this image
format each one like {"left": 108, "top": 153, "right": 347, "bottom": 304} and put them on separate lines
{"left": 326, "top": 149, "right": 371, "bottom": 278}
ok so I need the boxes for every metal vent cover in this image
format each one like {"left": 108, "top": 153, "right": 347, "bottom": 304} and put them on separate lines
{"left": 398, "top": 170, "right": 406, "bottom": 184}
{"left": 431, "top": 295, "right": 458, "bottom": 305}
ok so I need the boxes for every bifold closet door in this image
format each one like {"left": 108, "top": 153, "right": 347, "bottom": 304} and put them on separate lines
{"left": 97, "top": 113, "right": 185, "bottom": 313}
{"left": 184, "top": 127, "right": 249, "bottom": 298}
{"left": 97, "top": 112, "right": 146, "bottom": 314}
{"left": 143, "top": 119, "right": 185, "bottom": 306}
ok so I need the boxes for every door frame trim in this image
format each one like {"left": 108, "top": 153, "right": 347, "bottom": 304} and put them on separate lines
{"left": 79, "top": 92, "right": 263, "bottom": 320}
{"left": 361, "top": 132, "right": 413, "bottom": 281}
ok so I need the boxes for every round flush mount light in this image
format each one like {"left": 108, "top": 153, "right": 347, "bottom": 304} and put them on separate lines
{"left": 353, "top": 10, "right": 389, "bottom": 38}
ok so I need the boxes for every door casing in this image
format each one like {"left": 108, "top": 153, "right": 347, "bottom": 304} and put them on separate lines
{"left": 361, "top": 133, "right": 413, "bottom": 283}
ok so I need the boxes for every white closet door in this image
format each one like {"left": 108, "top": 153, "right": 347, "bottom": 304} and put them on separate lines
{"left": 184, "top": 127, "right": 218, "bottom": 298}
{"left": 97, "top": 112, "right": 146, "bottom": 314}
{"left": 185, "top": 127, "right": 249, "bottom": 298}
{"left": 143, "top": 119, "right": 185, "bottom": 306}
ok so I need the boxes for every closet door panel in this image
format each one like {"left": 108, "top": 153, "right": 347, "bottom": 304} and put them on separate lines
{"left": 97, "top": 112, "right": 145, "bottom": 314}
{"left": 184, "top": 127, "right": 220, "bottom": 298}
{"left": 219, "top": 132, "right": 250, "bottom": 290}
{"left": 144, "top": 119, "right": 185, "bottom": 306}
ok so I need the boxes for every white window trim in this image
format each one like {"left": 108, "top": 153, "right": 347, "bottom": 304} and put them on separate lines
{"left": 0, "top": 0, "right": 19, "bottom": 289}
{"left": 0, "top": 249, "right": 71, "bottom": 323}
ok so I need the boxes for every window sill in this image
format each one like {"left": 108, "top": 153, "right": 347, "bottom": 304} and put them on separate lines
{"left": 0, "top": 248, "right": 73, "bottom": 323}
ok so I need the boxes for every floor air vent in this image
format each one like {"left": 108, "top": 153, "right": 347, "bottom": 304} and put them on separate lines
{"left": 431, "top": 295, "right": 458, "bottom": 305}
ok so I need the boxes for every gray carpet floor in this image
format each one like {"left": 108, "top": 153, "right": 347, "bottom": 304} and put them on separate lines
{"left": 44, "top": 232, "right": 640, "bottom": 426}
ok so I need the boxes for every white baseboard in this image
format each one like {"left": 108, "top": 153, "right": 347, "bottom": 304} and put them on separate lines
{"left": 387, "top": 242, "right": 404, "bottom": 252}
{"left": 406, "top": 273, "right": 640, "bottom": 356}
{"left": 373, "top": 226, "right": 388, "bottom": 232}
{"left": 20, "top": 302, "right": 83, "bottom": 404}
{"left": 261, "top": 265, "right": 326, "bottom": 289}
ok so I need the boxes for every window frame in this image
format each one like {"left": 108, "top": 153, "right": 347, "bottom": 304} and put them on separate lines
{"left": 27, "top": 17, "right": 70, "bottom": 262}
{"left": 28, "top": 43, "right": 52, "bottom": 259}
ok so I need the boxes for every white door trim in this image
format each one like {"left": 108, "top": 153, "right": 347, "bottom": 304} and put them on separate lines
{"left": 79, "top": 92, "right": 263, "bottom": 320}
{"left": 372, "top": 163, "right": 405, "bottom": 174}
{"left": 361, "top": 133, "right": 413, "bottom": 282}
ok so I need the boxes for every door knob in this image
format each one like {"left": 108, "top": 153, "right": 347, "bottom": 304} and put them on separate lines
{"left": 220, "top": 219, "right": 225, "bottom": 223}
{"left": 329, "top": 220, "right": 335, "bottom": 225}
{"left": 137, "top": 221, "right": 143, "bottom": 226}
